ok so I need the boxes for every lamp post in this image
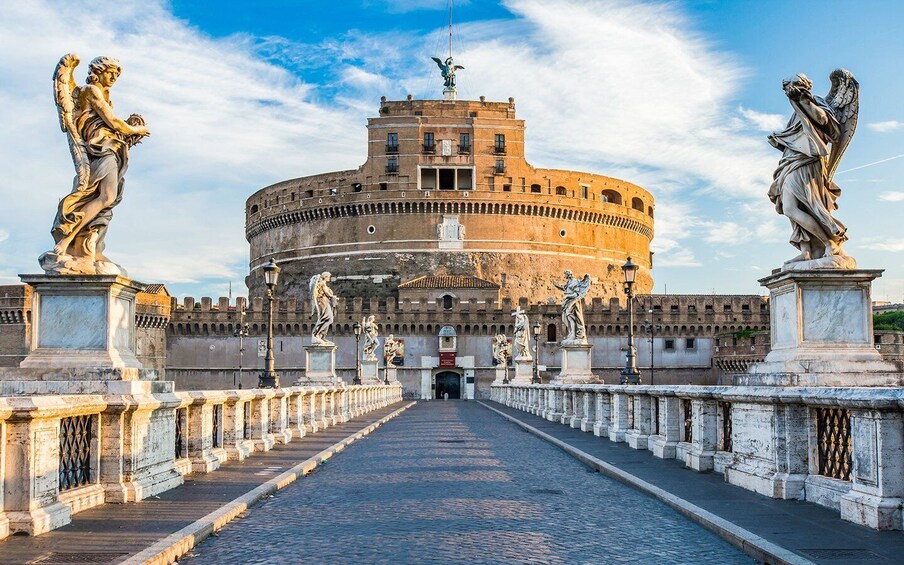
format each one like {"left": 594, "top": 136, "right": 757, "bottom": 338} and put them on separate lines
{"left": 233, "top": 304, "right": 249, "bottom": 388}
{"left": 532, "top": 321, "right": 541, "bottom": 384}
{"left": 620, "top": 257, "right": 641, "bottom": 385}
{"left": 502, "top": 340, "right": 510, "bottom": 385}
{"left": 353, "top": 321, "right": 362, "bottom": 385}
{"left": 641, "top": 316, "right": 661, "bottom": 386}
{"left": 258, "top": 258, "right": 281, "bottom": 388}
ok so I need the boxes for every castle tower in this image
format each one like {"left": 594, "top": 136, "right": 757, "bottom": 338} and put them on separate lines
{"left": 245, "top": 96, "right": 654, "bottom": 301}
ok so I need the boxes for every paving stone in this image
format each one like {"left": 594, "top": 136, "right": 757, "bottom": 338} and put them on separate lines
{"left": 185, "top": 401, "right": 752, "bottom": 564}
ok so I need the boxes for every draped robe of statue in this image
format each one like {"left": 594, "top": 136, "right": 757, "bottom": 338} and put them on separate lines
{"left": 512, "top": 309, "right": 532, "bottom": 360}
{"left": 555, "top": 272, "right": 591, "bottom": 344}
{"left": 362, "top": 315, "right": 379, "bottom": 361}
{"left": 310, "top": 273, "right": 337, "bottom": 345}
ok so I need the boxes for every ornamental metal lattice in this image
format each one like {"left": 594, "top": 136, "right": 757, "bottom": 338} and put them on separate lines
{"left": 212, "top": 405, "right": 223, "bottom": 448}
{"left": 816, "top": 407, "right": 852, "bottom": 481}
{"left": 682, "top": 399, "right": 693, "bottom": 443}
{"left": 174, "top": 408, "right": 186, "bottom": 459}
{"left": 243, "top": 402, "right": 251, "bottom": 440}
{"left": 720, "top": 402, "right": 733, "bottom": 452}
{"left": 59, "top": 414, "right": 94, "bottom": 491}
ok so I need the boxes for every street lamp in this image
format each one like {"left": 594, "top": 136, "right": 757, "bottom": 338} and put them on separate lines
{"left": 233, "top": 304, "right": 249, "bottom": 389}
{"left": 620, "top": 257, "right": 641, "bottom": 385}
{"left": 532, "top": 321, "right": 541, "bottom": 384}
{"left": 258, "top": 258, "right": 281, "bottom": 388}
{"left": 353, "top": 321, "right": 362, "bottom": 385}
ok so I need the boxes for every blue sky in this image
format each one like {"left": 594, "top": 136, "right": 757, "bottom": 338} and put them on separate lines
{"left": 1, "top": 0, "right": 902, "bottom": 301}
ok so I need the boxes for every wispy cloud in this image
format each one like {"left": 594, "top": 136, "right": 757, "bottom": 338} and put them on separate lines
{"left": 879, "top": 191, "right": 904, "bottom": 202}
{"left": 868, "top": 120, "right": 904, "bottom": 133}
{"left": 859, "top": 238, "right": 904, "bottom": 253}
{"left": 738, "top": 107, "right": 786, "bottom": 131}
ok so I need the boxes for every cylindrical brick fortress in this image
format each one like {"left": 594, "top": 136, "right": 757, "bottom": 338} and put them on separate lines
{"left": 245, "top": 98, "right": 654, "bottom": 301}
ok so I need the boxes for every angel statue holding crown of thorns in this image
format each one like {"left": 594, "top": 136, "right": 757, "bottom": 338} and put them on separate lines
{"left": 40, "top": 54, "right": 150, "bottom": 276}
{"left": 768, "top": 68, "right": 859, "bottom": 269}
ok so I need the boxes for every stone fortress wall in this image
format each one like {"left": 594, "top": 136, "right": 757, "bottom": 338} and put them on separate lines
{"left": 243, "top": 97, "right": 655, "bottom": 303}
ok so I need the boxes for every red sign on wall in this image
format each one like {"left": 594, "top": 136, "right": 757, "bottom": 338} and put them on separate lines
{"left": 439, "top": 352, "right": 456, "bottom": 368}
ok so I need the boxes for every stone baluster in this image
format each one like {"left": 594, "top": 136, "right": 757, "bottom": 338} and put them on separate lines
{"left": 609, "top": 390, "right": 631, "bottom": 443}
{"left": 569, "top": 389, "right": 583, "bottom": 428}
{"left": 270, "top": 392, "right": 291, "bottom": 444}
{"left": 287, "top": 388, "right": 307, "bottom": 440}
{"left": 186, "top": 392, "right": 228, "bottom": 472}
{"left": 592, "top": 389, "right": 611, "bottom": 437}
{"left": 250, "top": 390, "right": 276, "bottom": 452}
{"left": 223, "top": 390, "right": 255, "bottom": 461}
{"left": 303, "top": 388, "right": 319, "bottom": 433}
{"left": 626, "top": 393, "right": 652, "bottom": 450}
{"left": 580, "top": 386, "right": 596, "bottom": 432}
{"left": 316, "top": 388, "right": 330, "bottom": 429}
{"left": 650, "top": 396, "right": 680, "bottom": 459}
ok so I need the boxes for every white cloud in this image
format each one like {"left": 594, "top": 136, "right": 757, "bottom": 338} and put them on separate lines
{"left": 738, "top": 107, "right": 786, "bottom": 131}
{"left": 879, "top": 191, "right": 904, "bottom": 202}
{"left": 0, "top": 230, "right": 8, "bottom": 245}
{"left": 859, "top": 238, "right": 904, "bottom": 253}
{"left": 868, "top": 120, "right": 904, "bottom": 133}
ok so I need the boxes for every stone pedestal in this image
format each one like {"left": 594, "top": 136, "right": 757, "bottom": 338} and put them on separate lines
{"left": 492, "top": 364, "right": 508, "bottom": 385}
{"left": 511, "top": 357, "right": 534, "bottom": 385}
{"left": 385, "top": 366, "right": 398, "bottom": 383}
{"left": 551, "top": 343, "right": 598, "bottom": 384}
{"left": 738, "top": 269, "right": 902, "bottom": 386}
{"left": 361, "top": 359, "right": 382, "bottom": 384}
{"left": 298, "top": 344, "right": 343, "bottom": 385}
{"left": 19, "top": 275, "right": 145, "bottom": 370}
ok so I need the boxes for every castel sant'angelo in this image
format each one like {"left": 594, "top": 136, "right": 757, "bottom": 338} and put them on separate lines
{"left": 244, "top": 96, "right": 655, "bottom": 302}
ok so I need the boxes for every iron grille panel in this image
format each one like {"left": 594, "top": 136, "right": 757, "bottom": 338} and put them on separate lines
{"left": 653, "top": 398, "right": 660, "bottom": 436}
{"left": 243, "top": 402, "right": 251, "bottom": 440}
{"left": 212, "top": 404, "right": 223, "bottom": 448}
{"left": 720, "top": 401, "right": 733, "bottom": 452}
{"left": 59, "top": 414, "right": 94, "bottom": 491}
{"left": 817, "top": 407, "right": 852, "bottom": 481}
{"left": 626, "top": 396, "right": 635, "bottom": 429}
{"left": 174, "top": 408, "right": 186, "bottom": 458}
{"left": 682, "top": 399, "right": 693, "bottom": 443}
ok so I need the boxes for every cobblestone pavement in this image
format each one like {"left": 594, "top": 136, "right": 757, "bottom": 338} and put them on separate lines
{"left": 184, "top": 401, "right": 752, "bottom": 564}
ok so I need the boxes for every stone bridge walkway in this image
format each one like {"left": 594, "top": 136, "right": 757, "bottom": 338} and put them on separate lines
{"left": 183, "top": 401, "right": 752, "bottom": 564}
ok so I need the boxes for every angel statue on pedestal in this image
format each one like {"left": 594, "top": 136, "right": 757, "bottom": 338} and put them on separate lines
{"left": 554, "top": 270, "right": 591, "bottom": 345}
{"left": 383, "top": 334, "right": 402, "bottom": 368}
{"left": 768, "top": 69, "right": 859, "bottom": 269}
{"left": 362, "top": 314, "right": 379, "bottom": 361}
{"left": 40, "top": 54, "right": 150, "bottom": 276}
{"left": 491, "top": 334, "right": 512, "bottom": 366}
{"left": 309, "top": 272, "right": 338, "bottom": 345}
{"left": 512, "top": 307, "right": 532, "bottom": 361}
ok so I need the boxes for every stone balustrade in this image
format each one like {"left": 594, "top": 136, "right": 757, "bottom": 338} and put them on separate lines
{"left": 492, "top": 383, "right": 904, "bottom": 531}
{"left": 0, "top": 383, "right": 402, "bottom": 538}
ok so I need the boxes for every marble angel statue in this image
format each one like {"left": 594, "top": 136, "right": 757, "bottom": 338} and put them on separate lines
{"left": 40, "top": 54, "right": 150, "bottom": 275}
{"left": 362, "top": 314, "right": 379, "bottom": 361}
{"left": 554, "top": 270, "right": 591, "bottom": 344}
{"left": 768, "top": 69, "right": 859, "bottom": 268}
{"left": 309, "top": 272, "right": 338, "bottom": 345}
{"left": 512, "top": 307, "right": 532, "bottom": 361}
{"left": 383, "top": 334, "right": 402, "bottom": 368}
{"left": 491, "top": 334, "right": 512, "bottom": 366}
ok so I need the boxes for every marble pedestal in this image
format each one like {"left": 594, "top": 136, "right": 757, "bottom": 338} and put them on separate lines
{"left": 511, "top": 357, "right": 534, "bottom": 385}
{"left": 361, "top": 358, "right": 382, "bottom": 384}
{"left": 737, "top": 269, "right": 902, "bottom": 386}
{"left": 385, "top": 366, "right": 398, "bottom": 383}
{"left": 19, "top": 275, "right": 145, "bottom": 370}
{"left": 298, "top": 344, "right": 343, "bottom": 385}
{"left": 492, "top": 364, "right": 509, "bottom": 385}
{"left": 551, "top": 343, "right": 598, "bottom": 384}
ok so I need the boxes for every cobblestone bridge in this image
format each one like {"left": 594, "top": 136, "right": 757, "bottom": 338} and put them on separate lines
{"left": 184, "top": 401, "right": 750, "bottom": 564}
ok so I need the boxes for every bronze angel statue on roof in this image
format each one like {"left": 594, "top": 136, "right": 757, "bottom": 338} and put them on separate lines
{"left": 768, "top": 69, "right": 859, "bottom": 269}
{"left": 431, "top": 56, "right": 464, "bottom": 90}
{"left": 40, "top": 54, "right": 150, "bottom": 276}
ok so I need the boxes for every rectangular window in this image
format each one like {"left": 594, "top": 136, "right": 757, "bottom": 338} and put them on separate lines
{"left": 688, "top": 304, "right": 697, "bottom": 313}
{"left": 457, "top": 168, "right": 473, "bottom": 190}
{"left": 439, "top": 168, "right": 455, "bottom": 190}
{"left": 742, "top": 304, "right": 751, "bottom": 312}
{"left": 495, "top": 159, "right": 505, "bottom": 174}
{"left": 664, "top": 339, "right": 675, "bottom": 351}
{"left": 459, "top": 133, "right": 471, "bottom": 153}
{"left": 386, "top": 132, "right": 398, "bottom": 152}
{"left": 328, "top": 187, "right": 338, "bottom": 196}
{"left": 670, "top": 305, "right": 679, "bottom": 313}
{"left": 494, "top": 134, "right": 506, "bottom": 153}
{"left": 423, "top": 132, "right": 435, "bottom": 152}
{"left": 581, "top": 185, "right": 589, "bottom": 199}
{"left": 724, "top": 304, "right": 732, "bottom": 312}
{"left": 387, "top": 157, "right": 398, "bottom": 173}
{"left": 686, "top": 338, "right": 696, "bottom": 349}
{"left": 502, "top": 184, "right": 511, "bottom": 192}
{"left": 379, "top": 182, "right": 388, "bottom": 191}
{"left": 705, "top": 304, "right": 714, "bottom": 313}
{"left": 420, "top": 168, "right": 437, "bottom": 190}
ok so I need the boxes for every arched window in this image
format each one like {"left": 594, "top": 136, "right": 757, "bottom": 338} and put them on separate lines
{"left": 250, "top": 204, "right": 259, "bottom": 214}
{"left": 632, "top": 197, "right": 644, "bottom": 212}
{"left": 530, "top": 183, "right": 542, "bottom": 193}
{"left": 600, "top": 190, "right": 622, "bottom": 205}
{"left": 442, "top": 295, "right": 453, "bottom": 310}
{"left": 647, "top": 206, "right": 654, "bottom": 218}
{"left": 547, "top": 323, "right": 557, "bottom": 342}
{"left": 555, "top": 186, "right": 567, "bottom": 196}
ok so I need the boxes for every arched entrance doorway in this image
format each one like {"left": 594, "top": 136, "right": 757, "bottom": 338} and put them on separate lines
{"left": 435, "top": 371, "right": 461, "bottom": 399}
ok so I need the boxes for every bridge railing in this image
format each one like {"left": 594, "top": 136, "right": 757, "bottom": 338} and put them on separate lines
{"left": 491, "top": 383, "right": 904, "bottom": 531}
{"left": 0, "top": 383, "right": 403, "bottom": 537}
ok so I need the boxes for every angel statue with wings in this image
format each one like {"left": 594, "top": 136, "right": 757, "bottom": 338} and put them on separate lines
{"left": 40, "top": 54, "right": 150, "bottom": 276}
{"left": 554, "top": 270, "right": 591, "bottom": 345}
{"left": 362, "top": 315, "right": 379, "bottom": 361}
{"left": 768, "top": 69, "right": 859, "bottom": 268}
{"left": 431, "top": 56, "right": 464, "bottom": 90}
{"left": 491, "top": 334, "right": 512, "bottom": 366}
{"left": 512, "top": 307, "right": 532, "bottom": 361}
{"left": 383, "top": 334, "right": 402, "bottom": 368}
{"left": 309, "top": 272, "right": 339, "bottom": 345}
